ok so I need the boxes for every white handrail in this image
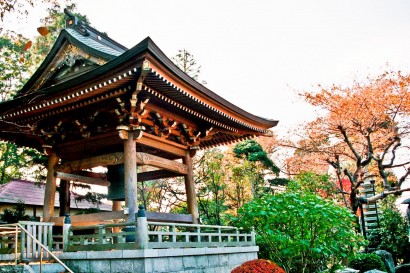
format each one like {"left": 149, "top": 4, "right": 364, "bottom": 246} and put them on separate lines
{"left": 0, "top": 223, "right": 73, "bottom": 273}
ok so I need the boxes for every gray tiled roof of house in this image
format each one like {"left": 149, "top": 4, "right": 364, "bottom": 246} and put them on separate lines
{"left": 0, "top": 180, "right": 111, "bottom": 211}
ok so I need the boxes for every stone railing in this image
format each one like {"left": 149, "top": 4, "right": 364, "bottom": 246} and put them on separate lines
{"left": 64, "top": 209, "right": 255, "bottom": 252}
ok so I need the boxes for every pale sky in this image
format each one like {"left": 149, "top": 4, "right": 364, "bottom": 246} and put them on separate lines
{"left": 6, "top": 0, "right": 410, "bottom": 135}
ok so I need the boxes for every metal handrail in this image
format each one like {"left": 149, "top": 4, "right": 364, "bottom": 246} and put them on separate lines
{"left": 0, "top": 223, "right": 73, "bottom": 273}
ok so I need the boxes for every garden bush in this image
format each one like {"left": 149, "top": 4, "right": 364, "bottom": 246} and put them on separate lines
{"left": 348, "top": 253, "right": 386, "bottom": 273}
{"left": 235, "top": 192, "right": 366, "bottom": 273}
{"left": 372, "top": 196, "right": 410, "bottom": 264}
{"left": 231, "top": 259, "right": 285, "bottom": 273}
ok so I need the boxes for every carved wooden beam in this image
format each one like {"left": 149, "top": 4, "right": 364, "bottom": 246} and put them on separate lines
{"left": 76, "top": 170, "right": 107, "bottom": 180}
{"left": 138, "top": 169, "right": 183, "bottom": 182}
{"left": 136, "top": 153, "right": 188, "bottom": 174}
{"left": 136, "top": 132, "right": 187, "bottom": 157}
{"left": 55, "top": 172, "right": 110, "bottom": 186}
{"left": 58, "top": 152, "right": 188, "bottom": 174}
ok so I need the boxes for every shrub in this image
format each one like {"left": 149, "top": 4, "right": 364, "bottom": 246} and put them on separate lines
{"left": 372, "top": 196, "right": 410, "bottom": 264}
{"left": 231, "top": 259, "right": 285, "bottom": 273}
{"left": 235, "top": 192, "right": 366, "bottom": 273}
{"left": 348, "top": 253, "right": 386, "bottom": 273}
{"left": 0, "top": 200, "right": 30, "bottom": 223}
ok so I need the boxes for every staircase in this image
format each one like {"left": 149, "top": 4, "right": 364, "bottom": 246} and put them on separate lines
{"left": 361, "top": 182, "right": 381, "bottom": 242}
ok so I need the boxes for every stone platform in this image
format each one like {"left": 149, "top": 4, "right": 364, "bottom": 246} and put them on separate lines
{"left": 59, "top": 246, "right": 259, "bottom": 273}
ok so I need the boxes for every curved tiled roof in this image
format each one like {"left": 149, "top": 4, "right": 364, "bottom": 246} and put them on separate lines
{"left": 0, "top": 12, "right": 278, "bottom": 153}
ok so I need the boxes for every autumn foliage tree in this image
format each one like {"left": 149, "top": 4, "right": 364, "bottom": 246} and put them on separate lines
{"left": 287, "top": 71, "right": 410, "bottom": 215}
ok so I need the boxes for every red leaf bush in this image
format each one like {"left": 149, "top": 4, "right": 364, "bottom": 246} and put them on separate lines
{"left": 231, "top": 259, "right": 285, "bottom": 273}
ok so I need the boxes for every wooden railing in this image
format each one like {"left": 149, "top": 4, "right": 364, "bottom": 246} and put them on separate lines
{"left": 19, "top": 221, "right": 53, "bottom": 261}
{"left": 0, "top": 222, "right": 73, "bottom": 273}
{"left": 66, "top": 221, "right": 255, "bottom": 252}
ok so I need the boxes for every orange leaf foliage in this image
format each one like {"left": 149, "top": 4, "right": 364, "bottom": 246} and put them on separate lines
{"left": 231, "top": 259, "right": 285, "bottom": 273}
{"left": 23, "top": 40, "right": 32, "bottom": 51}
{"left": 37, "top": 26, "right": 49, "bottom": 36}
{"left": 287, "top": 71, "right": 410, "bottom": 197}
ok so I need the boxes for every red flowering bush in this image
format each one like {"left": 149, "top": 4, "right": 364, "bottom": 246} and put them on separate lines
{"left": 231, "top": 259, "right": 285, "bottom": 273}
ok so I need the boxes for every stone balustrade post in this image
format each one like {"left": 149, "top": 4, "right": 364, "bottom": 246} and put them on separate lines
{"left": 63, "top": 214, "right": 71, "bottom": 251}
{"left": 135, "top": 205, "right": 148, "bottom": 249}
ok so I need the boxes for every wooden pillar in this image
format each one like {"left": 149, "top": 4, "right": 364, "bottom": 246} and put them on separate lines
{"left": 183, "top": 150, "right": 199, "bottom": 223}
{"left": 123, "top": 131, "right": 138, "bottom": 222}
{"left": 112, "top": 201, "right": 122, "bottom": 211}
{"left": 43, "top": 152, "right": 59, "bottom": 222}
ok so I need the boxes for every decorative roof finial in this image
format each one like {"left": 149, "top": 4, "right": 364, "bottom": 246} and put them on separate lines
{"left": 64, "top": 8, "right": 89, "bottom": 37}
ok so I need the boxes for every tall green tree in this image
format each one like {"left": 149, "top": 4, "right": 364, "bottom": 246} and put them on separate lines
{"left": 0, "top": 141, "right": 46, "bottom": 184}
{"left": 0, "top": 32, "right": 32, "bottom": 101}
{"left": 194, "top": 149, "right": 229, "bottom": 225}
{"left": 233, "top": 139, "right": 279, "bottom": 198}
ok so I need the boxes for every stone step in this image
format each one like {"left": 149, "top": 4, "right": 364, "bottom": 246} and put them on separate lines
{"left": 363, "top": 204, "right": 380, "bottom": 210}
{"left": 364, "top": 217, "right": 379, "bottom": 222}
{"left": 29, "top": 263, "right": 65, "bottom": 273}
{"left": 364, "top": 210, "right": 380, "bottom": 216}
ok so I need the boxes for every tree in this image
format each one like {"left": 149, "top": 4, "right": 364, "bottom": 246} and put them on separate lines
{"left": 287, "top": 172, "right": 339, "bottom": 199}
{"left": 233, "top": 139, "right": 279, "bottom": 198}
{"left": 286, "top": 71, "right": 410, "bottom": 215}
{"left": 172, "top": 49, "right": 201, "bottom": 80}
{"left": 0, "top": 141, "right": 46, "bottom": 184}
{"left": 194, "top": 149, "right": 229, "bottom": 225}
{"left": 0, "top": 33, "right": 32, "bottom": 101}
{"left": 29, "top": 4, "right": 88, "bottom": 70}
{"left": 0, "top": 0, "right": 71, "bottom": 34}
{"left": 236, "top": 192, "right": 366, "bottom": 273}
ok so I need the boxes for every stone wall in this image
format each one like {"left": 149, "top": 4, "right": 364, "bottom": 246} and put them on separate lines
{"left": 59, "top": 246, "right": 259, "bottom": 273}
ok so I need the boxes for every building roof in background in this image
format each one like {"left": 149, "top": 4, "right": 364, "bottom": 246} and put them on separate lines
{"left": 0, "top": 180, "right": 111, "bottom": 211}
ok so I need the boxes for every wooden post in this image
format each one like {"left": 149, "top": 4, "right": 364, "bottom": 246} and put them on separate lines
{"left": 123, "top": 130, "right": 138, "bottom": 223}
{"left": 112, "top": 201, "right": 121, "bottom": 211}
{"left": 183, "top": 150, "right": 199, "bottom": 223}
{"left": 43, "top": 152, "right": 59, "bottom": 222}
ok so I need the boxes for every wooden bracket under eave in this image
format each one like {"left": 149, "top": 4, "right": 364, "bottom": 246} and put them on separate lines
{"left": 117, "top": 125, "right": 144, "bottom": 140}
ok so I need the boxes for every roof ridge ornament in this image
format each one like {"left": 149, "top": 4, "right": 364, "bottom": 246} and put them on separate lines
{"left": 64, "top": 8, "right": 90, "bottom": 37}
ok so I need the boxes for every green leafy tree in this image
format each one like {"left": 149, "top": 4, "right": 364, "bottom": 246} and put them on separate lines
{"left": 287, "top": 172, "right": 339, "bottom": 199}
{"left": 195, "top": 149, "right": 229, "bottom": 225}
{"left": 236, "top": 192, "right": 365, "bottom": 273}
{"left": 233, "top": 139, "right": 279, "bottom": 198}
{"left": 0, "top": 33, "right": 32, "bottom": 101}
{"left": 0, "top": 141, "right": 46, "bottom": 184}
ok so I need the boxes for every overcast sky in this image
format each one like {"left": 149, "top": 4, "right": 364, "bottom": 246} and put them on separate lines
{"left": 7, "top": 0, "right": 410, "bottom": 135}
